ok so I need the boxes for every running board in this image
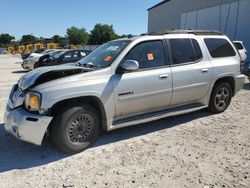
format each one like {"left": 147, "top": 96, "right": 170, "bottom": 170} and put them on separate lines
{"left": 111, "top": 104, "right": 208, "bottom": 130}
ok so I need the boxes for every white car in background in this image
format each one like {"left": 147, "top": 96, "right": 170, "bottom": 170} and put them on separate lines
{"left": 22, "top": 49, "right": 63, "bottom": 70}
{"left": 0, "top": 49, "right": 9, "bottom": 54}
{"left": 233, "top": 41, "right": 247, "bottom": 62}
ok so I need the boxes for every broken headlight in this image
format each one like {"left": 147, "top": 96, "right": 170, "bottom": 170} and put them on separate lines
{"left": 24, "top": 91, "right": 41, "bottom": 111}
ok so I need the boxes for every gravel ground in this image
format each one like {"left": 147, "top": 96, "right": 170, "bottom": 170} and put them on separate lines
{"left": 0, "top": 55, "right": 249, "bottom": 188}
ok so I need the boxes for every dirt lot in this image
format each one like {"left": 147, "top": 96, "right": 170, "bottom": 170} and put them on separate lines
{"left": 0, "top": 55, "right": 249, "bottom": 188}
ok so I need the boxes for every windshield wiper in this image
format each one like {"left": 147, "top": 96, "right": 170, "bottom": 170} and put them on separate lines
{"left": 76, "top": 62, "right": 96, "bottom": 70}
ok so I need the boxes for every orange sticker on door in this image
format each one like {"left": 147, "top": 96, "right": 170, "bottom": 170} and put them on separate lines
{"left": 147, "top": 53, "right": 154, "bottom": 61}
{"left": 104, "top": 55, "right": 112, "bottom": 62}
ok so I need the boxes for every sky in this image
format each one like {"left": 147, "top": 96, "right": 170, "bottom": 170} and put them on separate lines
{"left": 0, "top": 0, "right": 161, "bottom": 40}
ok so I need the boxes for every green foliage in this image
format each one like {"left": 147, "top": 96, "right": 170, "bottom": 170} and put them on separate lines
{"left": 119, "top": 34, "right": 133, "bottom": 39}
{"left": 20, "top": 34, "right": 37, "bottom": 44}
{"left": 66, "top": 26, "right": 89, "bottom": 45}
{"left": 53, "top": 35, "right": 61, "bottom": 43}
{"left": 1, "top": 24, "right": 132, "bottom": 47}
{"left": 0, "top": 33, "right": 15, "bottom": 47}
{"left": 89, "top": 24, "right": 119, "bottom": 45}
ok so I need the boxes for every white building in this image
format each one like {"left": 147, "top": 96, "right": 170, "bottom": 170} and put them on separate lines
{"left": 148, "top": 0, "right": 250, "bottom": 59}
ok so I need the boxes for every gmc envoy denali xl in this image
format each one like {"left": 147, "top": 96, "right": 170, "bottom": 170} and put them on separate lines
{"left": 4, "top": 30, "right": 245, "bottom": 153}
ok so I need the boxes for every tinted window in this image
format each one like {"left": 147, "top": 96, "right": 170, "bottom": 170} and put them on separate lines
{"left": 204, "top": 38, "right": 236, "bottom": 58}
{"left": 63, "top": 52, "right": 73, "bottom": 59}
{"left": 170, "top": 39, "right": 197, "bottom": 64}
{"left": 72, "top": 51, "right": 79, "bottom": 58}
{"left": 124, "top": 41, "right": 167, "bottom": 69}
{"left": 234, "top": 42, "right": 244, "bottom": 50}
{"left": 192, "top": 39, "right": 202, "bottom": 60}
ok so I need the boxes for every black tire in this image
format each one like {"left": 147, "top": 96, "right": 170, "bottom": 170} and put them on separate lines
{"left": 34, "top": 62, "right": 39, "bottom": 69}
{"left": 209, "top": 82, "right": 232, "bottom": 113}
{"left": 51, "top": 104, "right": 101, "bottom": 153}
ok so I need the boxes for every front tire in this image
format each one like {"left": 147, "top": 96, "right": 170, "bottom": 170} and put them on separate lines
{"left": 51, "top": 104, "right": 101, "bottom": 153}
{"left": 209, "top": 82, "right": 232, "bottom": 113}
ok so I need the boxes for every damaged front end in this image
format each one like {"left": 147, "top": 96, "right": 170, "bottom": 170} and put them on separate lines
{"left": 4, "top": 65, "right": 91, "bottom": 145}
{"left": 18, "top": 65, "right": 90, "bottom": 90}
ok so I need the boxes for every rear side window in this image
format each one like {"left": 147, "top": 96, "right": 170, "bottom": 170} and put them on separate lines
{"left": 169, "top": 39, "right": 202, "bottom": 65}
{"left": 204, "top": 38, "right": 236, "bottom": 58}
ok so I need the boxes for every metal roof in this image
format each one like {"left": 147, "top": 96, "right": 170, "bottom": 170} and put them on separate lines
{"left": 144, "top": 29, "right": 223, "bottom": 36}
{"left": 147, "top": 0, "right": 170, "bottom": 11}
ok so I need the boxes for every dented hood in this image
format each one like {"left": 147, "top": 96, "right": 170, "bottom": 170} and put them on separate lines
{"left": 18, "top": 65, "right": 86, "bottom": 90}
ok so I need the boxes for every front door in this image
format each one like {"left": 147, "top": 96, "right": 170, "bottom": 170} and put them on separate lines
{"left": 112, "top": 40, "right": 173, "bottom": 118}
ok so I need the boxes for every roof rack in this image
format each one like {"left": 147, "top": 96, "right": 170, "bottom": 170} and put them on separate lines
{"left": 144, "top": 29, "right": 223, "bottom": 36}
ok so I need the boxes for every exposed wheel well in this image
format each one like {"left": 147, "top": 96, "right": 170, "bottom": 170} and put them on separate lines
{"left": 49, "top": 96, "right": 107, "bottom": 129}
{"left": 213, "top": 76, "right": 235, "bottom": 96}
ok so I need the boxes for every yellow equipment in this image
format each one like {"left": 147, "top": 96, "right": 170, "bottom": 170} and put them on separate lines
{"left": 16, "top": 46, "right": 26, "bottom": 54}
{"left": 69, "top": 45, "right": 81, "bottom": 49}
{"left": 47, "top": 43, "right": 60, "bottom": 49}
{"left": 26, "top": 44, "right": 34, "bottom": 53}
{"left": 34, "top": 43, "right": 44, "bottom": 50}
{"left": 7, "top": 46, "right": 15, "bottom": 54}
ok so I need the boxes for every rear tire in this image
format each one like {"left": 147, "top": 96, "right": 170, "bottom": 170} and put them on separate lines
{"left": 51, "top": 104, "right": 101, "bottom": 154}
{"left": 209, "top": 82, "right": 232, "bottom": 113}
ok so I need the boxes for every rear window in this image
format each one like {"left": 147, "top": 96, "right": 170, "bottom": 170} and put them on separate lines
{"left": 234, "top": 42, "right": 244, "bottom": 50}
{"left": 204, "top": 38, "right": 236, "bottom": 58}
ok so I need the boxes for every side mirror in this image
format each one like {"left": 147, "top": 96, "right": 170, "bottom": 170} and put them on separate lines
{"left": 118, "top": 60, "right": 139, "bottom": 74}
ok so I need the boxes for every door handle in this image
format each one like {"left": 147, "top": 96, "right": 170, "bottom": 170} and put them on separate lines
{"left": 201, "top": 69, "right": 209, "bottom": 73}
{"left": 159, "top": 74, "right": 169, "bottom": 80}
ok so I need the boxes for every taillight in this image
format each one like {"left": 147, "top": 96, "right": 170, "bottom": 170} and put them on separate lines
{"left": 240, "top": 60, "right": 244, "bottom": 73}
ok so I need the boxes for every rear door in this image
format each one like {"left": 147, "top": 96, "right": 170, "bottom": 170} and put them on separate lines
{"left": 169, "top": 38, "right": 212, "bottom": 105}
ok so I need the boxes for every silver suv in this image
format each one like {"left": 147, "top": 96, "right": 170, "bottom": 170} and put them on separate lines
{"left": 4, "top": 30, "right": 245, "bottom": 153}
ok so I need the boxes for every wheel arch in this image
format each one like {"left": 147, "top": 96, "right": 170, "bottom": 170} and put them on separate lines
{"left": 212, "top": 76, "right": 235, "bottom": 96}
{"left": 48, "top": 96, "right": 107, "bottom": 130}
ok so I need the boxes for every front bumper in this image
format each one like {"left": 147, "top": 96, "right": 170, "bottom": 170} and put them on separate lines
{"left": 4, "top": 105, "right": 53, "bottom": 145}
{"left": 234, "top": 74, "right": 246, "bottom": 95}
{"left": 21, "top": 63, "right": 32, "bottom": 70}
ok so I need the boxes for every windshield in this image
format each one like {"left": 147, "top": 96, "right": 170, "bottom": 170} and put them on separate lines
{"left": 77, "top": 40, "right": 130, "bottom": 68}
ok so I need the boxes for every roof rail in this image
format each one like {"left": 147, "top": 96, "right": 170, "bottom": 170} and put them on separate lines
{"left": 146, "top": 29, "right": 223, "bottom": 36}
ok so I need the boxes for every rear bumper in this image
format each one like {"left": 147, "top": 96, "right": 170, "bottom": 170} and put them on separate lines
{"left": 4, "top": 105, "right": 53, "bottom": 145}
{"left": 234, "top": 74, "right": 246, "bottom": 95}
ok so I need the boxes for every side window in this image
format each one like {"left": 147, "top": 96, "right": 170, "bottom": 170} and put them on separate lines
{"left": 204, "top": 38, "right": 236, "bottom": 58}
{"left": 124, "top": 41, "right": 167, "bottom": 70}
{"left": 170, "top": 39, "right": 199, "bottom": 65}
{"left": 72, "top": 51, "right": 79, "bottom": 58}
{"left": 192, "top": 39, "right": 203, "bottom": 60}
{"left": 63, "top": 52, "right": 73, "bottom": 59}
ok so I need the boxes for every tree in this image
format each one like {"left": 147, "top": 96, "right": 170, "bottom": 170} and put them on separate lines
{"left": 0, "top": 33, "right": 15, "bottom": 46}
{"left": 20, "top": 34, "right": 37, "bottom": 44}
{"left": 66, "top": 26, "right": 89, "bottom": 45}
{"left": 89, "top": 24, "right": 119, "bottom": 45}
{"left": 119, "top": 34, "right": 133, "bottom": 38}
{"left": 53, "top": 35, "right": 61, "bottom": 43}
